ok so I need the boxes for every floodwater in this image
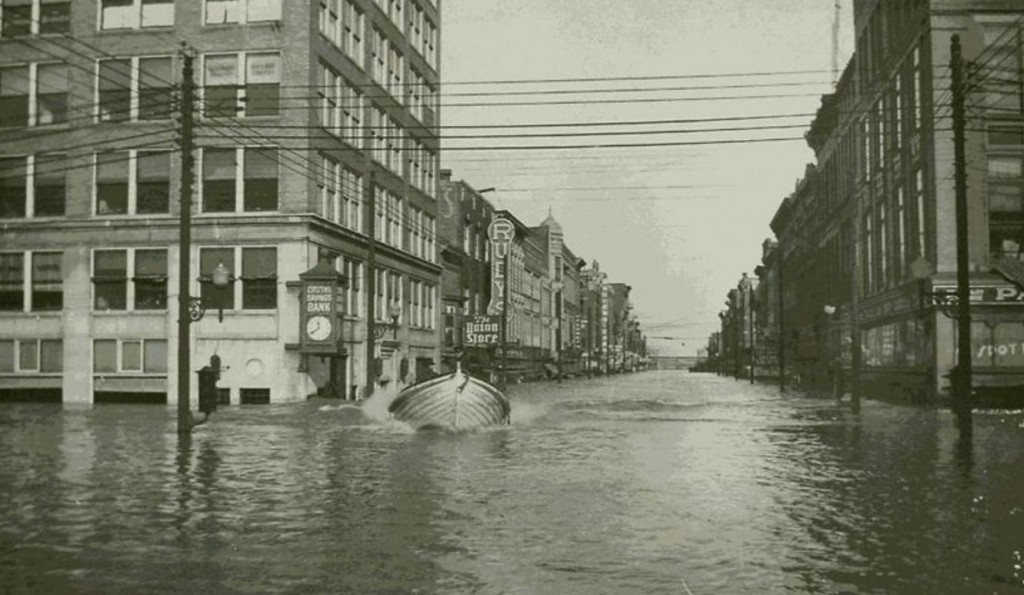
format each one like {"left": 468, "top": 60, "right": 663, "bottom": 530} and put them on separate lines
{"left": 2, "top": 371, "right": 1023, "bottom": 594}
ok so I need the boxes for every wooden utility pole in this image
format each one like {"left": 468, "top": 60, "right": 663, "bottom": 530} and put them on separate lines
{"left": 364, "top": 170, "right": 377, "bottom": 399}
{"left": 176, "top": 48, "right": 196, "bottom": 434}
{"left": 951, "top": 34, "right": 973, "bottom": 439}
{"left": 778, "top": 249, "right": 785, "bottom": 392}
{"left": 499, "top": 248, "right": 510, "bottom": 391}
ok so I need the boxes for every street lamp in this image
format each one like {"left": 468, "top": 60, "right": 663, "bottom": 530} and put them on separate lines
{"left": 188, "top": 260, "right": 234, "bottom": 323}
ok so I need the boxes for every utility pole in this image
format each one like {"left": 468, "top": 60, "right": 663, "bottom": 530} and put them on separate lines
{"left": 176, "top": 47, "right": 196, "bottom": 434}
{"left": 364, "top": 170, "right": 377, "bottom": 399}
{"left": 778, "top": 248, "right": 785, "bottom": 391}
{"left": 498, "top": 249, "right": 509, "bottom": 390}
{"left": 749, "top": 290, "right": 755, "bottom": 384}
{"left": 951, "top": 34, "right": 973, "bottom": 439}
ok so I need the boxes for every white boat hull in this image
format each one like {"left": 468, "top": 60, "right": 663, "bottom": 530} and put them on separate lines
{"left": 388, "top": 367, "right": 510, "bottom": 431}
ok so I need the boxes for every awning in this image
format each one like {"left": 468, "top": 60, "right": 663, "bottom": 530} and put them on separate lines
{"left": 991, "top": 256, "right": 1024, "bottom": 290}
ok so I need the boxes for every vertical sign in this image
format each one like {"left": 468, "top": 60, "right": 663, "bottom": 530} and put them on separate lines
{"left": 487, "top": 217, "right": 514, "bottom": 315}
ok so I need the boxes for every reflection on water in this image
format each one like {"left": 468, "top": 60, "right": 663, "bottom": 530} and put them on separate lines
{"left": 2, "top": 372, "right": 1023, "bottom": 594}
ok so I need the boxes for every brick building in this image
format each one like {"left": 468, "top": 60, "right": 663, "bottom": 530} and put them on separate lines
{"left": 765, "top": 0, "right": 1024, "bottom": 402}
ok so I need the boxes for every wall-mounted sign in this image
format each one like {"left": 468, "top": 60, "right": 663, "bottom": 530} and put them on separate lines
{"left": 487, "top": 217, "right": 514, "bottom": 315}
{"left": 932, "top": 285, "right": 1024, "bottom": 304}
{"left": 465, "top": 315, "right": 501, "bottom": 346}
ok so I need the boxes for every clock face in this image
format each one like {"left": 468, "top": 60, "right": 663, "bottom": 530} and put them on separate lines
{"left": 305, "top": 315, "right": 332, "bottom": 341}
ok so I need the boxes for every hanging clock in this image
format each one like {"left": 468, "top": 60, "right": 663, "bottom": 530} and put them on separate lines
{"left": 306, "top": 315, "right": 333, "bottom": 341}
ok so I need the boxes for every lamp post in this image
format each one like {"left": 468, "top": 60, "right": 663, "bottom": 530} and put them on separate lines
{"left": 177, "top": 260, "right": 232, "bottom": 434}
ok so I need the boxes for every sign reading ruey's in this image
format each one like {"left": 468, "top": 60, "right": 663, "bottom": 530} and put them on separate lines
{"left": 487, "top": 217, "right": 514, "bottom": 315}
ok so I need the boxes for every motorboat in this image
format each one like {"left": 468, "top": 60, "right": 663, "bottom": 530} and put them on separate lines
{"left": 388, "top": 363, "right": 511, "bottom": 431}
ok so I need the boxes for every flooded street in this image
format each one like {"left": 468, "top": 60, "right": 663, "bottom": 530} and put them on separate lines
{"left": 2, "top": 370, "right": 1024, "bottom": 594}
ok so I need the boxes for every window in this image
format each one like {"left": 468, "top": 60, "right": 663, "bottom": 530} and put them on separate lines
{"left": 93, "top": 250, "right": 128, "bottom": 310}
{"left": 320, "top": 155, "right": 338, "bottom": 222}
{"left": 93, "top": 248, "right": 167, "bottom": 310}
{"left": 387, "top": 116, "right": 402, "bottom": 174}
{"left": 203, "top": 52, "right": 280, "bottom": 118}
{"left": 369, "top": 107, "right": 386, "bottom": 164}
{"left": 319, "top": 156, "right": 361, "bottom": 232}
{"left": 342, "top": 166, "right": 361, "bottom": 231}
{"left": 202, "top": 148, "right": 236, "bottom": 212}
{"left": 205, "top": 0, "right": 280, "bottom": 25}
{"left": 988, "top": 156, "right": 1024, "bottom": 212}
{"left": 98, "top": 59, "right": 131, "bottom": 122}
{"left": 39, "top": 0, "right": 70, "bottom": 34}
{"left": 136, "top": 151, "right": 170, "bottom": 213}
{"left": 0, "top": 65, "right": 29, "bottom": 128}
{"left": 242, "top": 247, "right": 276, "bottom": 308}
{"left": 318, "top": 63, "right": 362, "bottom": 145}
{"left": 2, "top": 0, "right": 70, "bottom": 37}
{"left": 138, "top": 57, "right": 173, "bottom": 120}
{"left": 0, "top": 340, "right": 11, "bottom": 371}
{"left": 133, "top": 249, "right": 167, "bottom": 309}
{"left": 0, "top": 252, "right": 23, "bottom": 311}
{"left": 387, "top": 44, "right": 403, "bottom": 97}
{"left": 239, "top": 387, "right": 270, "bottom": 404}
{"left": 31, "top": 252, "right": 61, "bottom": 311}
{"left": 342, "top": 0, "right": 363, "bottom": 61}
{"left": 35, "top": 63, "right": 66, "bottom": 124}
{"left": 94, "top": 149, "right": 171, "bottom": 215}
{"left": 320, "top": 0, "right": 363, "bottom": 63}
{"left": 95, "top": 151, "right": 129, "bottom": 214}
{"left": 202, "top": 147, "right": 279, "bottom": 213}
{"left": 94, "top": 339, "right": 167, "bottom": 373}
{"left": 203, "top": 55, "right": 238, "bottom": 117}
{"left": 1, "top": 339, "right": 61, "bottom": 372}
{"left": 243, "top": 148, "right": 277, "bottom": 211}
{"left": 1, "top": 0, "right": 31, "bottom": 37}
{"left": 200, "top": 246, "right": 277, "bottom": 311}
{"left": 200, "top": 247, "right": 234, "bottom": 310}
{"left": 245, "top": 53, "right": 280, "bottom": 116}
{"left": 0, "top": 156, "right": 26, "bottom": 218}
{"left": 34, "top": 153, "right": 65, "bottom": 216}
{"left": 338, "top": 257, "right": 362, "bottom": 318}
{"left": 100, "top": 0, "right": 173, "bottom": 30}
{"left": 371, "top": 28, "right": 386, "bottom": 84}
{"left": 423, "top": 18, "right": 437, "bottom": 68}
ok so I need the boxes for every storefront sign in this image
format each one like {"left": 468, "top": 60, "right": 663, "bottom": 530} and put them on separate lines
{"left": 465, "top": 315, "right": 500, "bottom": 345}
{"left": 932, "top": 285, "right": 1024, "bottom": 304}
{"left": 487, "top": 217, "right": 514, "bottom": 315}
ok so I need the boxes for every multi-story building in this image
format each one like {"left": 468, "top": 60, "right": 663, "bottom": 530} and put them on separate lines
{"left": 604, "top": 282, "right": 632, "bottom": 372}
{"left": 436, "top": 170, "right": 494, "bottom": 376}
{"left": 559, "top": 244, "right": 584, "bottom": 376}
{"left": 768, "top": 0, "right": 1024, "bottom": 402}
{"left": 493, "top": 209, "right": 549, "bottom": 380}
{"left": 579, "top": 260, "right": 606, "bottom": 374}
{"left": 0, "top": 0, "right": 442, "bottom": 404}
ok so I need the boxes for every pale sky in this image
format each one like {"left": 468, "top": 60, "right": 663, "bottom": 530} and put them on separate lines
{"left": 441, "top": 0, "right": 855, "bottom": 356}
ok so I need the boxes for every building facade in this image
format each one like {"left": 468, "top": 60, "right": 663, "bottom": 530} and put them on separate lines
{"left": 0, "top": 0, "right": 442, "bottom": 404}
{"left": 751, "top": 0, "right": 1024, "bottom": 402}
{"left": 436, "top": 171, "right": 494, "bottom": 377}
